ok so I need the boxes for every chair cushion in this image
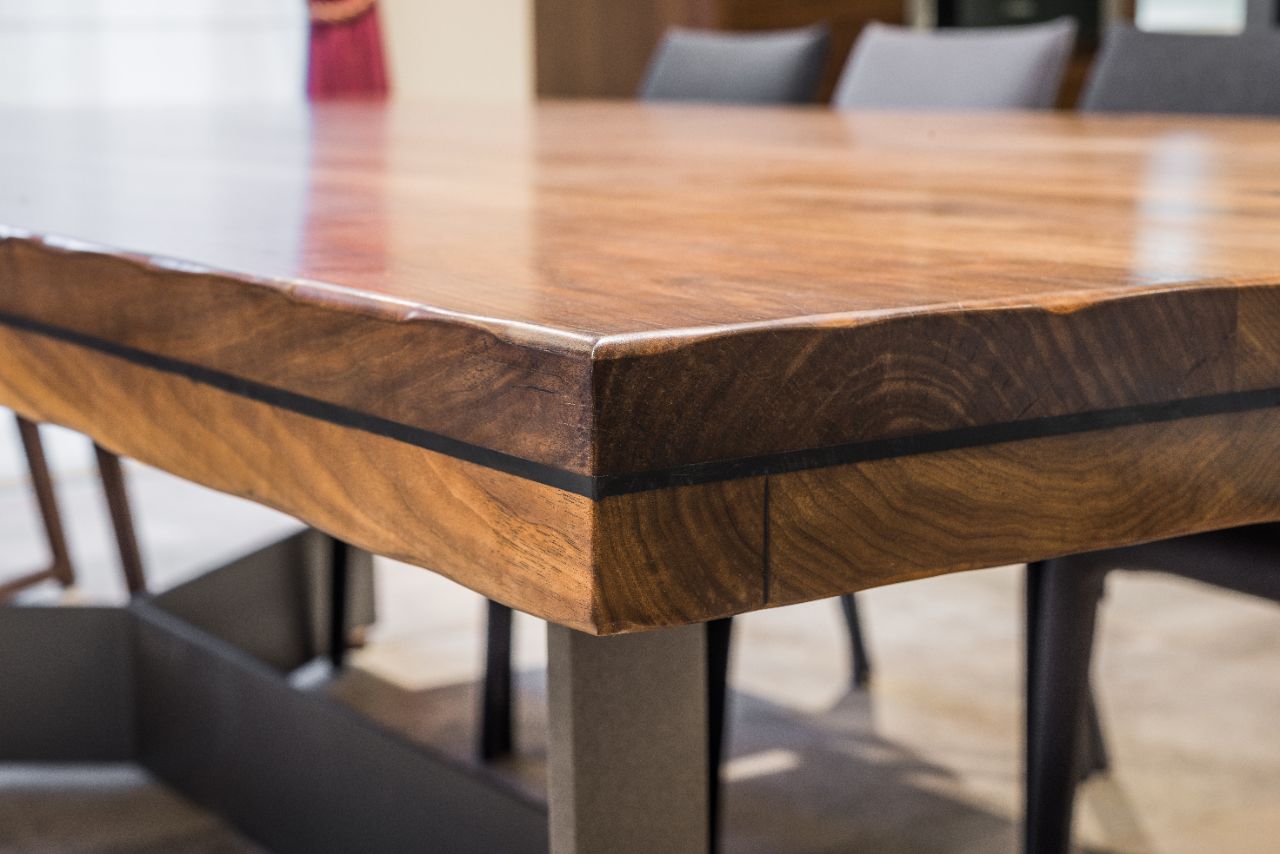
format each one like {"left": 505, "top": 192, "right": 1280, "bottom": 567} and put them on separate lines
{"left": 639, "top": 25, "right": 830, "bottom": 105}
{"left": 833, "top": 18, "right": 1077, "bottom": 110}
{"left": 1082, "top": 25, "right": 1280, "bottom": 116}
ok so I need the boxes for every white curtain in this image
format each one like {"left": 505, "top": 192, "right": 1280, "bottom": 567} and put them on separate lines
{"left": 0, "top": 0, "right": 306, "bottom": 106}
{"left": 0, "top": 0, "right": 309, "bottom": 482}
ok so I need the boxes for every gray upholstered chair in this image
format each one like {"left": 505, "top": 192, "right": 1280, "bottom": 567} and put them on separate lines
{"left": 833, "top": 18, "right": 1077, "bottom": 110}
{"left": 1081, "top": 24, "right": 1280, "bottom": 115}
{"left": 1026, "top": 26, "right": 1280, "bottom": 854}
{"left": 1026, "top": 530, "right": 1280, "bottom": 853}
{"left": 639, "top": 24, "right": 831, "bottom": 105}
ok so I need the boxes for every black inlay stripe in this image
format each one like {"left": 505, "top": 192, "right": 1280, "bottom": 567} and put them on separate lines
{"left": 6, "top": 309, "right": 1280, "bottom": 501}
{"left": 0, "top": 310, "right": 597, "bottom": 498}
{"left": 595, "top": 385, "right": 1280, "bottom": 497}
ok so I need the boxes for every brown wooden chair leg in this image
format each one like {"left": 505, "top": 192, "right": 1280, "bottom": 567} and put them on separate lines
{"left": 12, "top": 415, "right": 74, "bottom": 588}
{"left": 93, "top": 443, "right": 147, "bottom": 595}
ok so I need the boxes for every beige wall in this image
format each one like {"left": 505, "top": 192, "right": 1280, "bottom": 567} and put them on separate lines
{"left": 379, "top": 0, "right": 533, "bottom": 102}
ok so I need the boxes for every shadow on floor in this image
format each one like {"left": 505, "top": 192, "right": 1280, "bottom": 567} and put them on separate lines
{"left": 0, "top": 763, "right": 264, "bottom": 853}
{"left": 327, "top": 664, "right": 1122, "bottom": 854}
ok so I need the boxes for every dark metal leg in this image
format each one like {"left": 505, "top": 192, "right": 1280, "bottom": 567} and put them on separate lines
{"left": 93, "top": 444, "right": 147, "bottom": 595}
{"left": 1083, "top": 683, "right": 1110, "bottom": 778}
{"left": 16, "top": 416, "right": 74, "bottom": 587}
{"left": 706, "top": 617, "right": 733, "bottom": 854}
{"left": 547, "top": 624, "right": 708, "bottom": 854}
{"left": 480, "top": 600, "right": 515, "bottom": 761}
{"left": 1024, "top": 557, "right": 1108, "bottom": 854}
{"left": 1028, "top": 564, "right": 1110, "bottom": 788}
{"left": 1024, "top": 562, "right": 1043, "bottom": 800}
{"left": 328, "top": 537, "right": 350, "bottom": 669}
{"left": 839, "top": 593, "right": 872, "bottom": 688}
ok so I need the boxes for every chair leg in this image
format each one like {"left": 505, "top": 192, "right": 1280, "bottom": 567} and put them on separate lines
{"left": 1024, "top": 557, "right": 1108, "bottom": 854}
{"left": 706, "top": 617, "right": 733, "bottom": 854}
{"left": 93, "top": 444, "right": 147, "bottom": 595}
{"left": 328, "top": 536, "right": 350, "bottom": 669}
{"left": 839, "top": 593, "right": 872, "bottom": 688}
{"left": 15, "top": 416, "right": 75, "bottom": 587}
{"left": 1083, "top": 683, "right": 1110, "bottom": 778}
{"left": 480, "top": 600, "right": 515, "bottom": 761}
{"left": 1027, "top": 565, "right": 1110, "bottom": 785}
{"left": 1025, "top": 562, "right": 1043, "bottom": 792}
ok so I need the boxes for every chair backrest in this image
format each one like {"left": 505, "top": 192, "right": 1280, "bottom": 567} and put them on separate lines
{"left": 1081, "top": 25, "right": 1280, "bottom": 116}
{"left": 639, "top": 25, "right": 830, "bottom": 105}
{"left": 832, "top": 19, "right": 1077, "bottom": 110}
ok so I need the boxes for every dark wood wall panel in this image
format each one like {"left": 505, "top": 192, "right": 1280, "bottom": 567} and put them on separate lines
{"left": 535, "top": 0, "right": 712, "bottom": 98}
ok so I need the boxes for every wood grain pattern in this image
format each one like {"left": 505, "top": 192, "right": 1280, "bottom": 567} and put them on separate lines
{"left": 591, "top": 285, "right": 1242, "bottom": 476}
{"left": 0, "top": 324, "right": 764, "bottom": 634}
{"left": 767, "top": 409, "right": 1280, "bottom": 607}
{"left": 593, "top": 480, "right": 766, "bottom": 632}
{"left": 0, "top": 238, "right": 595, "bottom": 477}
{"left": 0, "top": 324, "right": 595, "bottom": 631}
{"left": 4, "top": 103, "right": 1280, "bottom": 631}
{"left": 6, "top": 105, "right": 1280, "bottom": 481}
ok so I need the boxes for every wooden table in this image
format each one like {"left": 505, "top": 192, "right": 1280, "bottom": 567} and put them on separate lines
{"left": 3, "top": 101, "right": 1280, "bottom": 852}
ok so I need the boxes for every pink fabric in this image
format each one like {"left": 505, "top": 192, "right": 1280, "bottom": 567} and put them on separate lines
{"left": 307, "top": 2, "right": 389, "bottom": 99}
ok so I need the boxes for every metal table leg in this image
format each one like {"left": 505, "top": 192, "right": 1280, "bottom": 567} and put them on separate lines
{"left": 547, "top": 623, "right": 708, "bottom": 854}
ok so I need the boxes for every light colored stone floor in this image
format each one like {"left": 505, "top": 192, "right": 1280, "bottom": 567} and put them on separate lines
{"left": 2, "top": 414, "right": 1278, "bottom": 852}
{"left": 345, "top": 555, "right": 1280, "bottom": 854}
{"left": 0, "top": 765, "right": 266, "bottom": 854}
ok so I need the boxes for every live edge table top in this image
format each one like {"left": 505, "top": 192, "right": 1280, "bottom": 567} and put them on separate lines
{"left": 4, "top": 101, "right": 1280, "bottom": 633}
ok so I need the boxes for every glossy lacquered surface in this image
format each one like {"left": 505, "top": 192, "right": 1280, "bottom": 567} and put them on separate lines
{"left": 6, "top": 103, "right": 1280, "bottom": 476}
{"left": 4, "top": 101, "right": 1280, "bottom": 631}
{"left": 4, "top": 102, "right": 1280, "bottom": 335}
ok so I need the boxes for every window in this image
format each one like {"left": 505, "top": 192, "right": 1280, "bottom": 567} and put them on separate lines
{"left": 0, "top": 0, "right": 306, "bottom": 106}
{"left": 0, "top": 1, "right": 310, "bottom": 477}
{"left": 1136, "top": 0, "right": 1248, "bottom": 34}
